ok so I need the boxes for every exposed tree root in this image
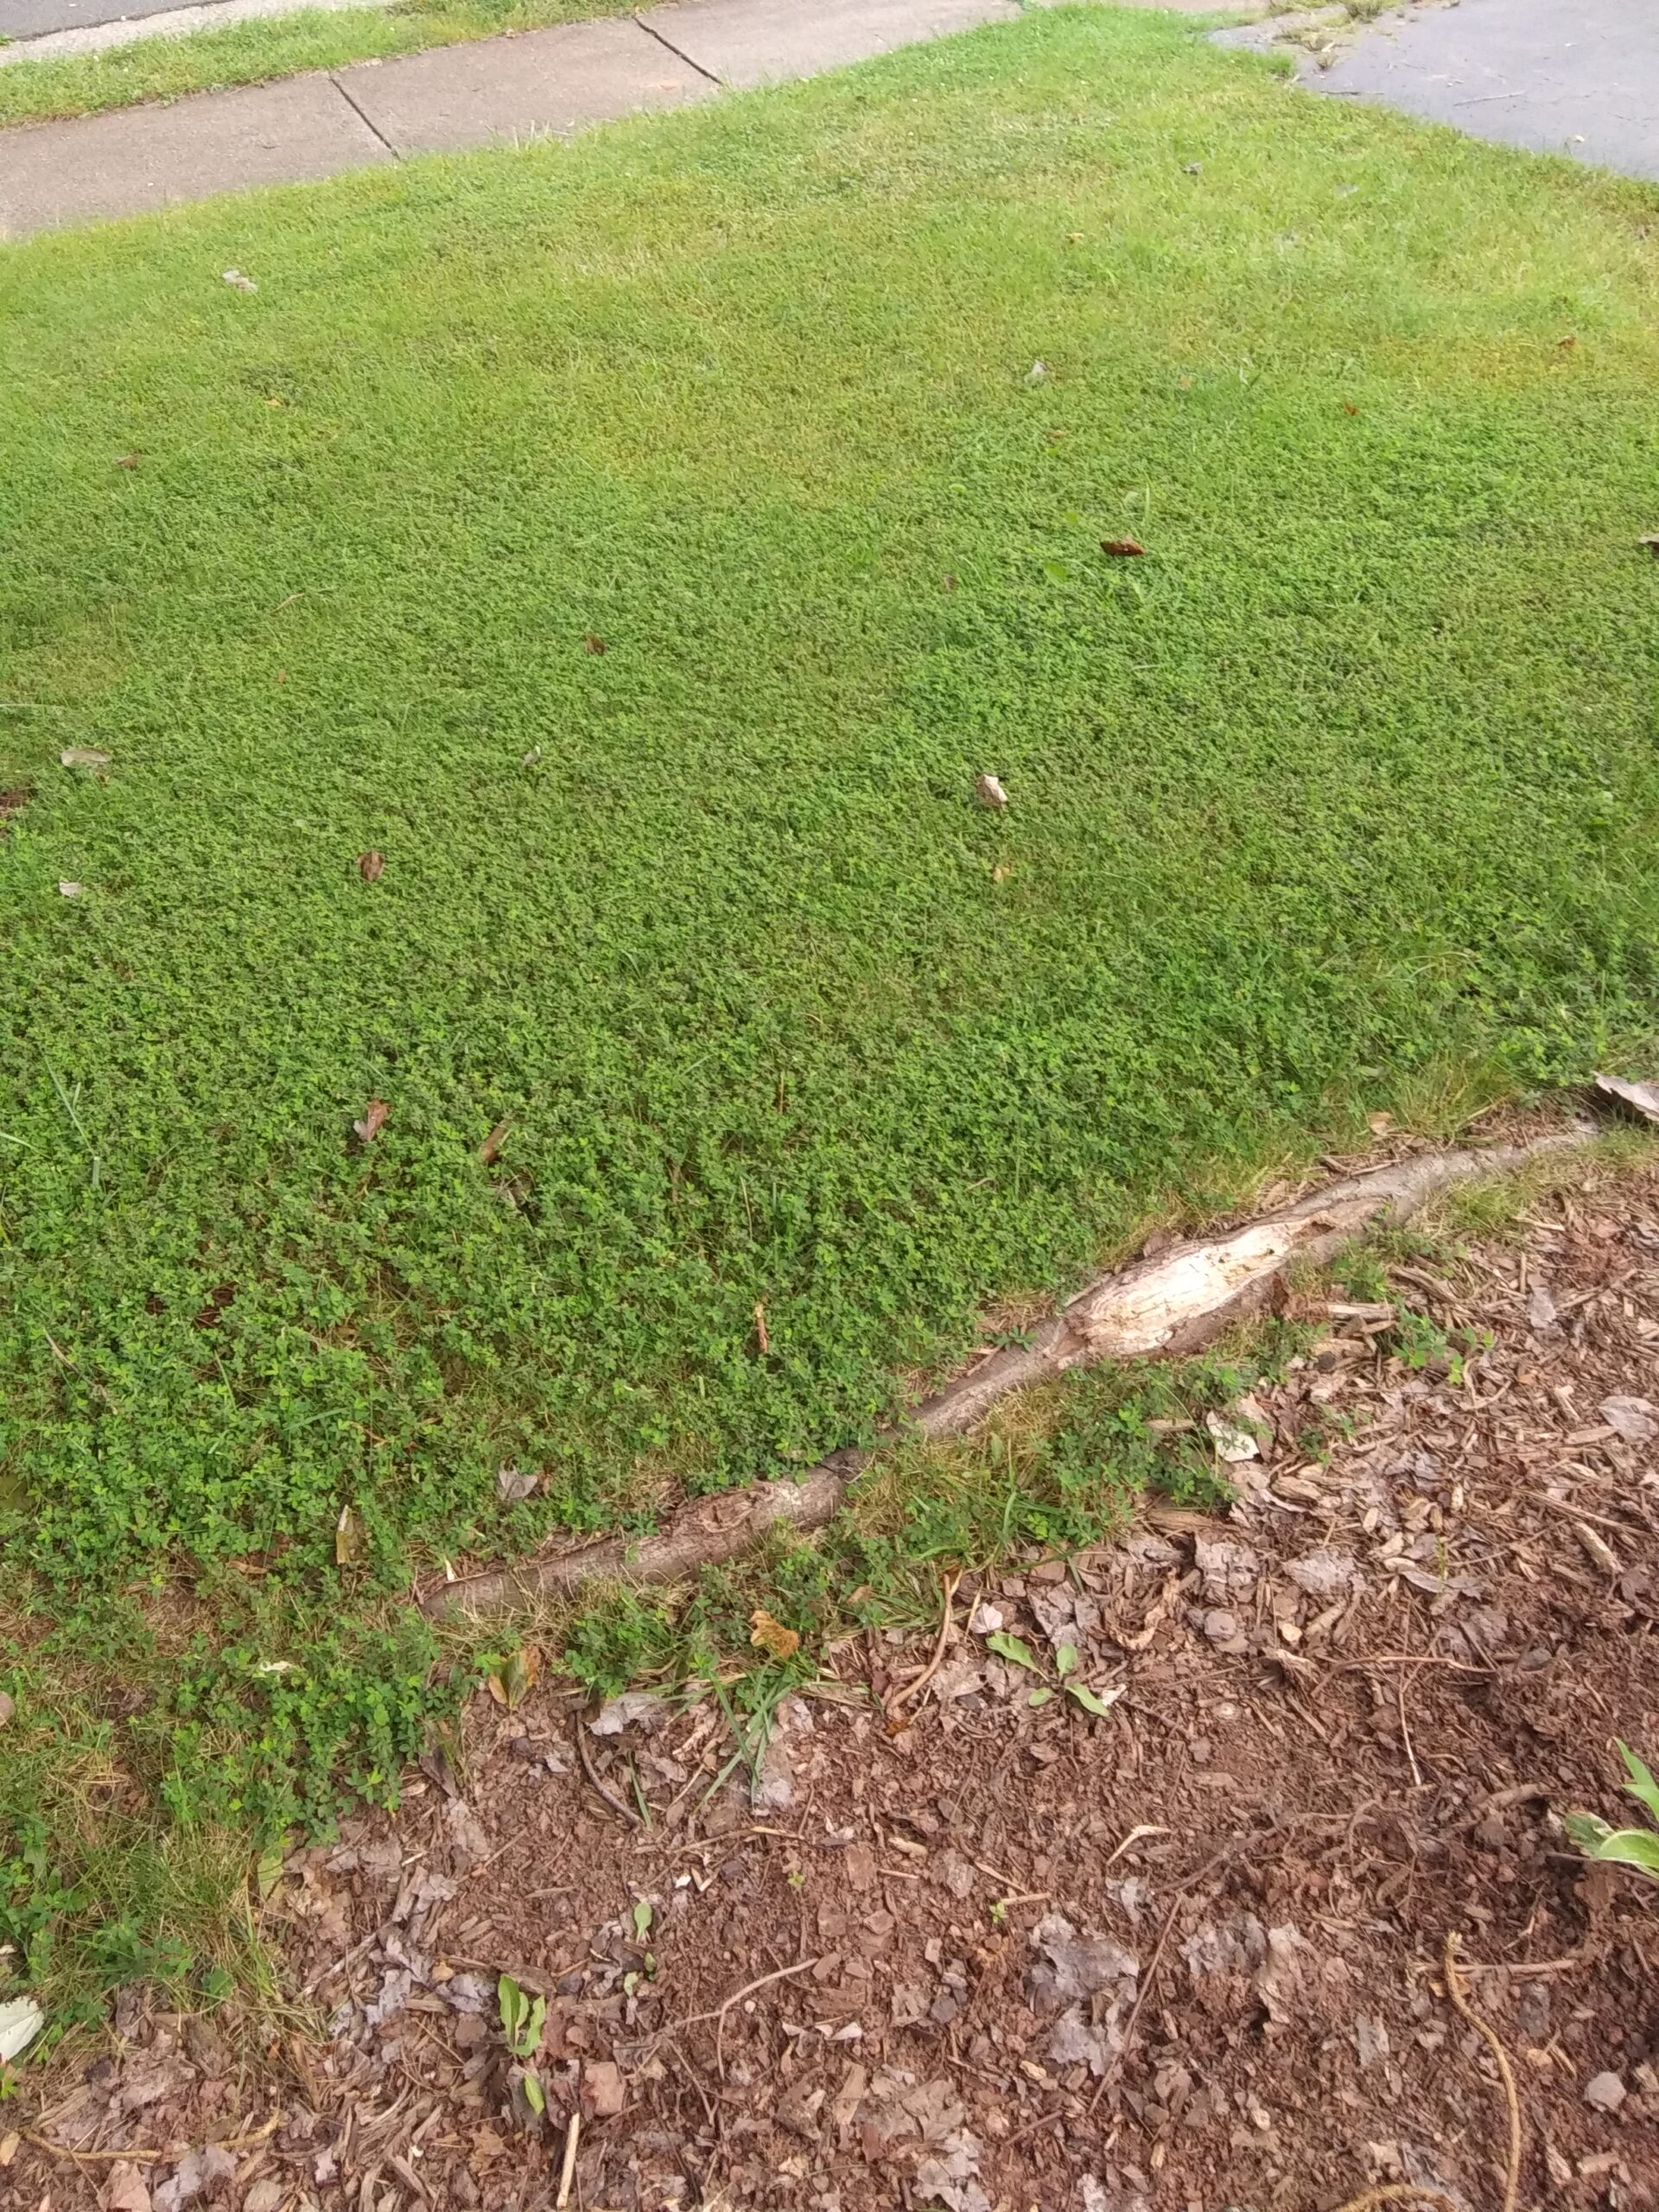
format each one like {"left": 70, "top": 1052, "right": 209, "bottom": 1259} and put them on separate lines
{"left": 427, "top": 1124, "right": 1597, "bottom": 1621}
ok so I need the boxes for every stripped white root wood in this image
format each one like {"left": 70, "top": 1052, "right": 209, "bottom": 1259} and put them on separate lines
{"left": 428, "top": 1124, "right": 1597, "bottom": 1620}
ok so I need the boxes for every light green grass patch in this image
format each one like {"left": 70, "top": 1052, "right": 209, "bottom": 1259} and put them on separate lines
{"left": 3, "top": 1, "right": 1659, "bottom": 2024}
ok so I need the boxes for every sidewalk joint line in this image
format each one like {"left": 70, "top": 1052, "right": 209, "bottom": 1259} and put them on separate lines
{"left": 329, "top": 70, "right": 400, "bottom": 156}
{"left": 632, "top": 11, "right": 723, "bottom": 86}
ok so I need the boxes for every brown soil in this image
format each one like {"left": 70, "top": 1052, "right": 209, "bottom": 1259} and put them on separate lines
{"left": 10, "top": 1162, "right": 1659, "bottom": 2212}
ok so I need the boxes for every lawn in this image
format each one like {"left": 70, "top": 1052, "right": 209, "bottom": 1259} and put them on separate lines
{"left": 3, "top": 0, "right": 1658, "bottom": 2018}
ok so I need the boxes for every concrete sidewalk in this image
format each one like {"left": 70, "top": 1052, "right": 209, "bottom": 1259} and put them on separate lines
{"left": 0, "top": 0, "right": 1026, "bottom": 239}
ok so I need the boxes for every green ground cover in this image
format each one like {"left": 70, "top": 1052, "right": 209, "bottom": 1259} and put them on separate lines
{"left": 3, "top": 2, "right": 1658, "bottom": 2024}
{"left": 0, "top": 0, "right": 635, "bottom": 130}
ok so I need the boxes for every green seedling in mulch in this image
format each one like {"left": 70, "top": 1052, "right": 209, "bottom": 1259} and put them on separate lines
{"left": 1567, "top": 1744, "right": 1659, "bottom": 1882}
{"left": 499, "top": 1971, "right": 548, "bottom": 2109}
{"left": 986, "top": 1629, "right": 1122, "bottom": 1719}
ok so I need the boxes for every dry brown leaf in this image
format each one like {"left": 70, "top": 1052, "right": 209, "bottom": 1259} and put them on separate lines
{"left": 480, "top": 1116, "right": 511, "bottom": 1165}
{"left": 583, "top": 633, "right": 607, "bottom": 655}
{"left": 582, "top": 2058, "right": 626, "bottom": 2118}
{"left": 975, "top": 773, "right": 1009, "bottom": 810}
{"left": 115, "top": 453, "right": 142, "bottom": 470}
{"left": 1100, "top": 538, "right": 1146, "bottom": 557}
{"left": 753, "top": 1300, "right": 770, "bottom": 1355}
{"left": 1366, "top": 1110, "right": 1395, "bottom": 1135}
{"left": 334, "top": 1503, "right": 365, "bottom": 1567}
{"left": 105, "top": 2164, "right": 152, "bottom": 2212}
{"left": 353, "top": 1098, "right": 390, "bottom": 1144}
{"left": 487, "top": 1644, "right": 543, "bottom": 1710}
{"left": 750, "top": 1609, "right": 801, "bottom": 1662}
{"left": 358, "top": 849, "right": 385, "bottom": 882}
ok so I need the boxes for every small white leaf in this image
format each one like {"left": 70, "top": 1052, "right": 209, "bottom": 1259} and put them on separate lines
{"left": 0, "top": 1996, "right": 44, "bottom": 2064}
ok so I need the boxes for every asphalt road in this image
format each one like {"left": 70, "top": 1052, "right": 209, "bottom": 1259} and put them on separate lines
{"left": 1299, "top": 0, "right": 1657, "bottom": 183}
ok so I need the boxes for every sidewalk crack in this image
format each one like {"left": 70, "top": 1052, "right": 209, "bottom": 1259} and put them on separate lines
{"left": 331, "top": 72, "right": 400, "bottom": 156}
{"left": 633, "top": 11, "right": 724, "bottom": 85}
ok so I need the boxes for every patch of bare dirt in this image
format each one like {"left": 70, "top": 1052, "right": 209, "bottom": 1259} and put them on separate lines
{"left": 11, "top": 1166, "right": 1659, "bottom": 2212}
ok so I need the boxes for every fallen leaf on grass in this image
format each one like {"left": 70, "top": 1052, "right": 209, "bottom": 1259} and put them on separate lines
{"left": 115, "top": 453, "right": 142, "bottom": 470}
{"left": 1024, "top": 360, "right": 1049, "bottom": 385}
{"left": 59, "top": 747, "right": 111, "bottom": 771}
{"left": 222, "top": 268, "right": 258, "bottom": 293}
{"left": 487, "top": 1645, "right": 542, "bottom": 1711}
{"left": 1100, "top": 538, "right": 1145, "bottom": 557}
{"left": 583, "top": 633, "right": 607, "bottom": 655}
{"left": 1367, "top": 1110, "right": 1395, "bottom": 1135}
{"left": 353, "top": 1098, "right": 389, "bottom": 1144}
{"left": 358, "top": 849, "right": 385, "bottom": 882}
{"left": 985, "top": 1630, "right": 1038, "bottom": 1672}
{"left": 0, "top": 1996, "right": 44, "bottom": 2064}
{"left": 1206, "top": 1409, "right": 1260, "bottom": 1463}
{"left": 334, "top": 1503, "right": 364, "bottom": 1567}
{"left": 750, "top": 1609, "right": 801, "bottom": 1662}
{"left": 754, "top": 1300, "right": 770, "bottom": 1355}
{"left": 1637, "top": 535, "right": 1659, "bottom": 555}
{"left": 0, "top": 1692, "right": 12, "bottom": 1727}
{"left": 497, "top": 1462, "right": 539, "bottom": 1502}
{"left": 975, "top": 772, "right": 1008, "bottom": 810}
{"left": 58, "top": 880, "right": 82, "bottom": 898}
{"left": 480, "top": 1116, "right": 511, "bottom": 1164}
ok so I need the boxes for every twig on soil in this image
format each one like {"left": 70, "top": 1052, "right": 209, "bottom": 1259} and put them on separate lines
{"left": 1102, "top": 1822, "right": 1168, "bottom": 1870}
{"left": 885, "top": 1569, "right": 963, "bottom": 1726}
{"left": 24, "top": 2139, "right": 175, "bottom": 2163}
{"left": 555, "top": 2110, "right": 580, "bottom": 2209}
{"left": 1087, "top": 1893, "right": 1180, "bottom": 2117}
{"left": 1324, "top": 2189, "right": 1464, "bottom": 2212}
{"left": 430, "top": 1128, "right": 1597, "bottom": 1621}
{"left": 1443, "top": 1931, "right": 1523, "bottom": 2212}
{"left": 655, "top": 1956, "right": 825, "bottom": 2081}
{"left": 300, "top": 1920, "right": 393, "bottom": 1999}
{"left": 1397, "top": 1671, "right": 1425, "bottom": 1789}
{"left": 1325, "top": 1935, "right": 1523, "bottom": 2212}
{"left": 575, "top": 1715, "right": 641, "bottom": 1827}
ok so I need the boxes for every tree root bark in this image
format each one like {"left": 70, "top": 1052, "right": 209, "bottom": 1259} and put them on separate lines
{"left": 426, "top": 1123, "right": 1596, "bottom": 1622}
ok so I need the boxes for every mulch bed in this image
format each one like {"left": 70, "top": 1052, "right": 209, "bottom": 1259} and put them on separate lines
{"left": 12, "top": 1161, "right": 1659, "bottom": 2212}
